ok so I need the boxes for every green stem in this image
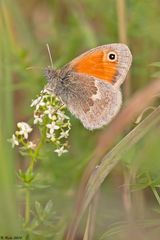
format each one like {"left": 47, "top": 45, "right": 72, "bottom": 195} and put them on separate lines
{"left": 147, "top": 174, "right": 160, "bottom": 206}
{"left": 151, "top": 187, "right": 160, "bottom": 206}
{"left": 25, "top": 188, "right": 30, "bottom": 225}
{"left": 29, "top": 127, "right": 46, "bottom": 171}
{"left": 24, "top": 128, "right": 46, "bottom": 226}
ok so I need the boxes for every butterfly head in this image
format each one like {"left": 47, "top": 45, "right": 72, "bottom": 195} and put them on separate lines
{"left": 44, "top": 67, "right": 58, "bottom": 82}
{"left": 44, "top": 67, "right": 59, "bottom": 92}
{"left": 44, "top": 66, "right": 71, "bottom": 100}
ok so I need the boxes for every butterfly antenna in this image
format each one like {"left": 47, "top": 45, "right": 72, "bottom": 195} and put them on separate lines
{"left": 46, "top": 43, "right": 54, "bottom": 68}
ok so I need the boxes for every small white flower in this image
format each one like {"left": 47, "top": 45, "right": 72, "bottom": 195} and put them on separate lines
{"left": 40, "top": 89, "right": 50, "bottom": 95}
{"left": 54, "top": 146, "right": 68, "bottom": 156}
{"left": 46, "top": 122, "right": 59, "bottom": 134}
{"left": 57, "top": 110, "right": 69, "bottom": 121}
{"left": 33, "top": 114, "right": 43, "bottom": 124}
{"left": 17, "top": 122, "right": 32, "bottom": 139}
{"left": 35, "top": 101, "right": 45, "bottom": 112}
{"left": 46, "top": 132, "right": 53, "bottom": 139}
{"left": 38, "top": 101, "right": 45, "bottom": 107}
{"left": 9, "top": 134, "right": 19, "bottom": 148}
{"left": 44, "top": 105, "right": 56, "bottom": 119}
{"left": 30, "top": 96, "right": 42, "bottom": 107}
{"left": 26, "top": 141, "right": 36, "bottom": 149}
{"left": 59, "top": 130, "right": 69, "bottom": 139}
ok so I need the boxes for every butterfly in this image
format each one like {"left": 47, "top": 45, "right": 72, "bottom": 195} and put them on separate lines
{"left": 45, "top": 43, "right": 132, "bottom": 130}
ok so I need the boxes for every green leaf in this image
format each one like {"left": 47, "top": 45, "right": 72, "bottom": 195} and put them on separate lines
{"left": 35, "top": 201, "right": 43, "bottom": 219}
{"left": 44, "top": 200, "right": 53, "bottom": 215}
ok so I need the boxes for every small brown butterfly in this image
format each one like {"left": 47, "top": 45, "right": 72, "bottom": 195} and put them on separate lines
{"left": 45, "top": 43, "right": 132, "bottom": 130}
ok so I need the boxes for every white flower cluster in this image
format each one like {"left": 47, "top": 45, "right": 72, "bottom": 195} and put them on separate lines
{"left": 9, "top": 122, "right": 35, "bottom": 149}
{"left": 9, "top": 90, "right": 71, "bottom": 157}
{"left": 31, "top": 90, "right": 71, "bottom": 156}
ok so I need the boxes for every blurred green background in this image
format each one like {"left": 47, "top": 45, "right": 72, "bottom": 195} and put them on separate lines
{"left": 1, "top": 0, "right": 160, "bottom": 239}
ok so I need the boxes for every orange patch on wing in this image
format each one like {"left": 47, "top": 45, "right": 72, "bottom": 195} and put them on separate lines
{"left": 72, "top": 50, "right": 118, "bottom": 84}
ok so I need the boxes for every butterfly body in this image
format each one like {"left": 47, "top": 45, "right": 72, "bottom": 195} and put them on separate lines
{"left": 45, "top": 43, "right": 132, "bottom": 130}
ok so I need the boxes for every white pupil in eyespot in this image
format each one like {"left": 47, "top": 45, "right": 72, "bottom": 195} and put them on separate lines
{"left": 109, "top": 53, "right": 116, "bottom": 60}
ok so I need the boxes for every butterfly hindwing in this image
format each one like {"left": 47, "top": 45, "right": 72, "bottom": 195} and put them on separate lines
{"left": 64, "top": 73, "right": 122, "bottom": 130}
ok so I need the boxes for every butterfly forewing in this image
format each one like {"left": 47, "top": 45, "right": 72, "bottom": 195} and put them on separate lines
{"left": 66, "top": 43, "right": 132, "bottom": 88}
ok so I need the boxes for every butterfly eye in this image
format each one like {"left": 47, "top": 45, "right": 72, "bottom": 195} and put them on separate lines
{"left": 107, "top": 51, "right": 117, "bottom": 62}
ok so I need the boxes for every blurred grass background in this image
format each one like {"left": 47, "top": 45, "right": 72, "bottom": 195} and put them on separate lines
{"left": 1, "top": 0, "right": 160, "bottom": 239}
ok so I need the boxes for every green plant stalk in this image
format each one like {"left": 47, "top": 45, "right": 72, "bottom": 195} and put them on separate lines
{"left": 116, "top": 0, "right": 128, "bottom": 43}
{"left": 24, "top": 126, "right": 47, "bottom": 226}
{"left": 83, "top": 193, "right": 98, "bottom": 240}
{"left": 116, "top": 0, "right": 131, "bottom": 98}
{"left": 83, "top": 205, "right": 92, "bottom": 240}
{"left": 0, "top": 2, "right": 19, "bottom": 234}
{"left": 29, "top": 126, "right": 47, "bottom": 171}
{"left": 25, "top": 188, "right": 30, "bottom": 225}
{"left": 1, "top": 1, "right": 13, "bottom": 138}
{"left": 151, "top": 187, "right": 160, "bottom": 206}
{"left": 147, "top": 174, "right": 160, "bottom": 206}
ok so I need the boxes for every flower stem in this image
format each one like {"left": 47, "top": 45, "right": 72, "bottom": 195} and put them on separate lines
{"left": 29, "top": 127, "right": 46, "bottom": 171}
{"left": 25, "top": 188, "right": 30, "bottom": 225}
{"left": 24, "top": 127, "right": 47, "bottom": 227}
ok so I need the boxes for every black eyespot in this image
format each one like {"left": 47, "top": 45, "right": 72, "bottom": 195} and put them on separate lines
{"left": 107, "top": 51, "right": 117, "bottom": 62}
{"left": 109, "top": 53, "right": 115, "bottom": 60}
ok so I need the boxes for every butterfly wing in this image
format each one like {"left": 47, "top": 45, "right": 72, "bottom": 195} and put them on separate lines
{"left": 64, "top": 43, "right": 132, "bottom": 88}
{"left": 62, "top": 72, "right": 122, "bottom": 130}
